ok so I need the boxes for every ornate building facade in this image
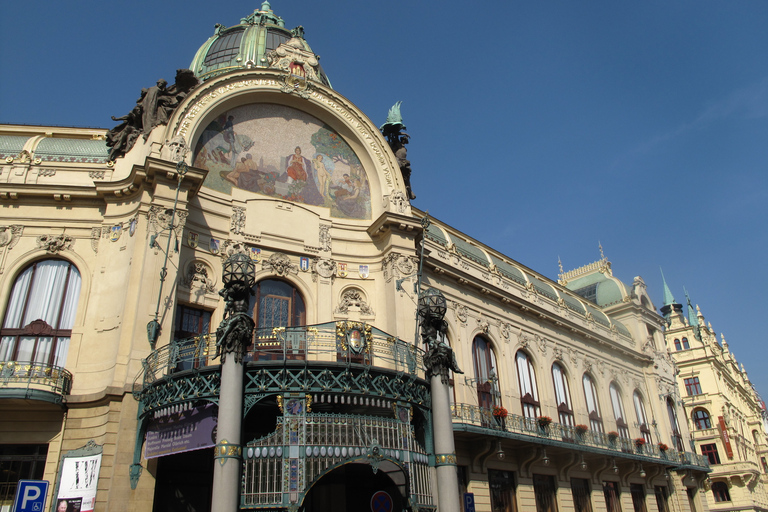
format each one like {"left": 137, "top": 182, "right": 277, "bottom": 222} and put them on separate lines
{"left": 662, "top": 282, "right": 768, "bottom": 512}
{"left": 0, "top": 3, "right": 711, "bottom": 512}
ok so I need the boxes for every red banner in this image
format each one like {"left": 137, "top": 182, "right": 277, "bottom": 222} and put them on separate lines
{"left": 718, "top": 416, "right": 734, "bottom": 459}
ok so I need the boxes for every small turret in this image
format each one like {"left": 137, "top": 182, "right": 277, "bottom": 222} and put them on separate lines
{"left": 659, "top": 268, "right": 683, "bottom": 323}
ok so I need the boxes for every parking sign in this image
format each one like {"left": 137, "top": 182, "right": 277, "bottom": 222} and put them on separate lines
{"left": 12, "top": 480, "right": 49, "bottom": 512}
{"left": 463, "top": 492, "right": 475, "bottom": 512}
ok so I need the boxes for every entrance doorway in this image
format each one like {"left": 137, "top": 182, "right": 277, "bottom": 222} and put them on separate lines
{"left": 300, "top": 462, "right": 406, "bottom": 512}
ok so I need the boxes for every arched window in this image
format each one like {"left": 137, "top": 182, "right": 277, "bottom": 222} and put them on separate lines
{"left": 693, "top": 409, "right": 711, "bottom": 430}
{"left": 673, "top": 339, "right": 682, "bottom": 351}
{"left": 609, "top": 383, "right": 629, "bottom": 438}
{"left": 515, "top": 351, "right": 540, "bottom": 419}
{"left": 681, "top": 337, "right": 690, "bottom": 350}
{"left": 667, "top": 398, "right": 683, "bottom": 451}
{"left": 0, "top": 260, "right": 81, "bottom": 368}
{"left": 472, "top": 336, "right": 498, "bottom": 412}
{"left": 552, "top": 363, "right": 573, "bottom": 426}
{"left": 633, "top": 391, "right": 652, "bottom": 443}
{"left": 251, "top": 279, "right": 305, "bottom": 360}
{"left": 711, "top": 482, "right": 730, "bottom": 502}
{"left": 583, "top": 374, "right": 604, "bottom": 433}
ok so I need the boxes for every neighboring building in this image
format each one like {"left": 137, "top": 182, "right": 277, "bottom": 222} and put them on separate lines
{"left": 0, "top": 3, "right": 710, "bottom": 512}
{"left": 662, "top": 280, "right": 768, "bottom": 512}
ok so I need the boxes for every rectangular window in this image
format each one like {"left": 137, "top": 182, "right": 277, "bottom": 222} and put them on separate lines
{"left": 603, "top": 481, "right": 622, "bottom": 512}
{"left": 700, "top": 443, "right": 721, "bottom": 465}
{"left": 533, "top": 474, "right": 558, "bottom": 512}
{"left": 686, "top": 488, "right": 698, "bottom": 512}
{"left": 571, "top": 478, "right": 592, "bottom": 512}
{"left": 0, "top": 444, "right": 48, "bottom": 509}
{"left": 630, "top": 483, "right": 646, "bottom": 512}
{"left": 654, "top": 486, "right": 670, "bottom": 512}
{"left": 761, "top": 456, "right": 767, "bottom": 473}
{"left": 684, "top": 377, "right": 702, "bottom": 396}
{"left": 489, "top": 470, "right": 517, "bottom": 512}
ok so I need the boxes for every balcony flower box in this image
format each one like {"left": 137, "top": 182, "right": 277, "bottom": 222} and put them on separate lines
{"left": 657, "top": 442, "right": 668, "bottom": 452}
{"left": 492, "top": 406, "right": 508, "bottom": 418}
{"left": 537, "top": 416, "right": 552, "bottom": 428}
{"left": 575, "top": 424, "right": 589, "bottom": 435}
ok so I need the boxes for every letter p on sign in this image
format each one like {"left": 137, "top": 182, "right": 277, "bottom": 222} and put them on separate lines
{"left": 12, "top": 480, "right": 49, "bottom": 512}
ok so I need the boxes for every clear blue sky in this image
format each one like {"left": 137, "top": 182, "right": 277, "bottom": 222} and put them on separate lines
{"left": 2, "top": 2, "right": 767, "bottom": 398}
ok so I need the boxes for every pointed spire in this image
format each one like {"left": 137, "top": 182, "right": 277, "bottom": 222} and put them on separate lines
{"left": 684, "top": 287, "right": 699, "bottom": 327}
{"left": 659, "top": 268, "right": 682, "bottom": 321}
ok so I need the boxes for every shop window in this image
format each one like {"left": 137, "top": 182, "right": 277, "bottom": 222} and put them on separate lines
{"left": 630, "top": 483, "right": 646, "bottom": 512}
{"left": 552, "top": 363, "right": 574, "bottom": 426}
{"left": 654, "top": 486, "right": 669, "bottom": 512}
{"left": 711, "top": 482, "right": 730, "bottom": 502}
{"left": 472, "top": 336, "right": 499, "bottom": 414}
{"left": 516, "top": 351, "right": 540, "bottom": 419}
{"left": 0, "top": 444, "right": 48, "bottom": 509}
{"left": 583, "top": 374, "right": 604, "bottom": 433}
{"left": 0, "top": 260, "right": 81, "bottom": 368}
{"left": 533, "top": 474, "right": 558, "bottom": 512}
{"left": 609, "top": 383, "right": 629, "bottom": 439}
{"left": 602, "top": 481, "right": 622, "bottom": 512}
{"left": 693, "top": 409, "right": 711, "bottom": 430}
{"left": 633, "top": 391, "right": 652, "bottom": 443}
{"left": 700, "top": 443, "right": 720, "bottom": 465}
{"left": 571, "top": 478, "right": 592, "bottom": 512}
{"left": 250, "top": 279, "right": 305, "bottom": 360}
{"left": 173, "top": 305, "right": 212, "bottom": 371}
{"left": 684, "top": 377, "right": 702, "bottom": 396}
{"left": 489, "top": 469, "right": 518, "bottom": 512}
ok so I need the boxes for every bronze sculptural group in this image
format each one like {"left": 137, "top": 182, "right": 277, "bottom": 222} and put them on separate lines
{"left": 106, "top": 69, "right": 199, "bottom": 162}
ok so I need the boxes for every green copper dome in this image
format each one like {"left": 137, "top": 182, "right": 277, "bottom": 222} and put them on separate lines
{"left": 189, "top": 2, "right": 331, "bottom": 87}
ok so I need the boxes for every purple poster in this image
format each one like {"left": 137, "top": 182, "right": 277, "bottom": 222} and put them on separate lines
{"left": 145, "top": 403, "right": 218, "bottom": 459}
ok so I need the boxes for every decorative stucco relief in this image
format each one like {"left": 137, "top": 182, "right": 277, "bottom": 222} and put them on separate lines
{"left": 36, "top": 234, "right": 73, "bottom": 254}
{"left": 263, "top": 253, "right": 298, "bottom": 277}
{"left": 334, "top": 289, "right": 374, "bottom": 316}
{"left": 0, "top": 225, "right": 23, "bottom": 249}
{"left": 312, "top": 257, "right": 336, "bottom": 282}
{"left": 182, "top": 260, "right": 217, "bottom": 293}
{"left": 231, "top": 206, "right": 246, "bottom": 234}
{"left": 319, "top": 224, "right": 331, "bottom": 252}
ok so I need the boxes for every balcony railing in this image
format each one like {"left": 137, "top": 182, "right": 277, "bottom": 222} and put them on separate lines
{"left": 451, "top": 403, "right": 710, "bottom": 469}
{"left": 135, "top": 322, "right": 426, "bottom": 389}
{"left": 0, "top": 360, "right": 73, "bottom": 399}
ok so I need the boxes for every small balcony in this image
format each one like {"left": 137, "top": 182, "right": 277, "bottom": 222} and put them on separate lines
{"left": 0, "top": 360, "right": 73, "bottom": 404}
{"left": 451, "top": 403, "right": 711, "bottom": 471}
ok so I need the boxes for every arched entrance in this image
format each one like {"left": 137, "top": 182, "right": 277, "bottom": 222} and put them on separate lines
{"left": 300, "top": 460, "right": 408, "bottom": 512}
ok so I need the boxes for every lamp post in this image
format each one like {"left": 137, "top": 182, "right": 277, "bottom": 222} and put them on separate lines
{"left": 419, "top": 288, "right": 462, "bottom": 512}
{"left": 211, "top": 252, "right": 255, "bottom": 512}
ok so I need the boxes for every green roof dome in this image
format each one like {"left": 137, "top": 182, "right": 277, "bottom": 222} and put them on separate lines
{"left": 189, "top": 2, "right": 331, "bottom": 87}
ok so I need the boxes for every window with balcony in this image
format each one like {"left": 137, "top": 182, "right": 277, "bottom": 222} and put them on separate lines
{"left": 609, "top": 383, "right": 629, "bottom": 439}
{"left": 711, "top": 481, "right": 730, "bottom": 502}
{"left": 684, "top": 377, "right": 702, "bottom": 396}
{"left": 173, "top": 305, "right": 212, "bottom": 371}
{"left": 693, "top": 409, "right": 711, "bottom": 430}
{"left": 633, "top": 391, "right": 652, "bottom": 443}
{"left": 251, "top": 279, "right": 305, "bottom": 360}
{"left": 516, "top": 351, "right": 540, "bottom": 419}
{"left": 473, "top": 336, "right": 499, "bottom": 413}
{"left": 583, "top": 374, "right": 604, "bottom": 433}
{"left": 0, "top": 259, "right": 81, "bottom": 368}
{"left": 700, "top": 443, "right": 720, "bottom": 465}
{"left": 552, "top": 363, "right": 574, "bottom": 427}
{"left": 667, "top": 398, "right": 684, "bottom": 451}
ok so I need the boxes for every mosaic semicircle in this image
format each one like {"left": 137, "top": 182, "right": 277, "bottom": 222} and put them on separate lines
{"left": 193, "top": 104, "right": 371, "bottom": 220}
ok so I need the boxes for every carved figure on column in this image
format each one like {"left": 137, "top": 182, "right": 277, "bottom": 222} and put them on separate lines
{"left": 215, "top": 253, "right": 256, "bottom": 364}
{"left": 419, "top": 288, "right": 462, "bottom": 384}
{"left": 380, "top": 101, "right": 415, "bottom": 200}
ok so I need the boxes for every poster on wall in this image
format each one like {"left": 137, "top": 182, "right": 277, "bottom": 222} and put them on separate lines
{"left": 53, "top": 441, "right": 102, "bottom": 512}
{"left": 192, "top": 104, "right": 372, "bottom": 220}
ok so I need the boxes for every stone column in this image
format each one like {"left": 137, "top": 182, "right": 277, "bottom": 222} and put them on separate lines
{"left": 419, "top": 288, "right": 462, "bottom": 512}
{"left": 211, "top": 254, "right": 255, "bottom": 512}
